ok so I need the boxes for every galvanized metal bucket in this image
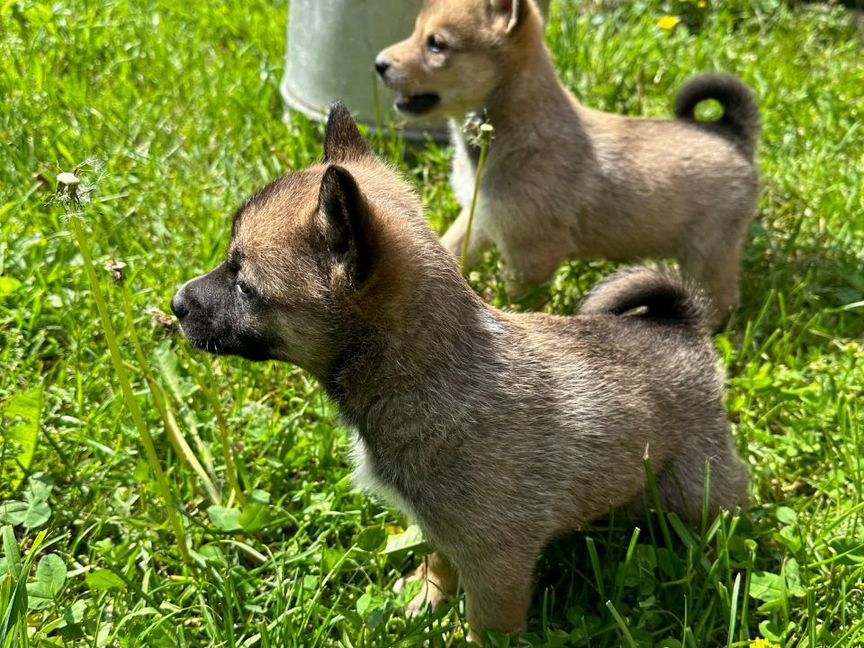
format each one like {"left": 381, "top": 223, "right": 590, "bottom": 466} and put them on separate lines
{"left": 281, "top": 0, "right": 550, "bottom": 143}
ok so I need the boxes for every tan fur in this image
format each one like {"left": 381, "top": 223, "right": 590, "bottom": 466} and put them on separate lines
{"left": 376, "top": 0, "right": 760, "bottom": 326}
{"left": 172, "top": 106, "right": 749, "bottom": 642}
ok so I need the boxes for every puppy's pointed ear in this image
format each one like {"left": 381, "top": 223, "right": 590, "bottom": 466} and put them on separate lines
{"left": 489, "top": 0, "right": 525, "bottom": 33}
{"left": 317, "top": 165, "right": 375, "bottom": 285}
{"left": 324, "top": 102, "right": 373, "bottom": 162}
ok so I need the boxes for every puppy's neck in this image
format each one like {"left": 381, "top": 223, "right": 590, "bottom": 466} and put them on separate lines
{"left": 323, "top": 255, "right": 497, "bottom": 446}
{"left": 484, "top": 36, "right": 575, "bottom": 133}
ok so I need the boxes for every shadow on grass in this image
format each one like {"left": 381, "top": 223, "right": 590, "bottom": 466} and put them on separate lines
{"left": 519, "top": 508, "right": 758, "bottom": 647}
{"left": 733, "top": 215, "right": 864, "bottom": 348}
{"left": 479, "top": 211, "right": 864, "bottom": 353}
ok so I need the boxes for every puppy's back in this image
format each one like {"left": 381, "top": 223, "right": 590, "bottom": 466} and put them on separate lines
{"left": 508, "top": 268, "right": 724, "bottom": 459}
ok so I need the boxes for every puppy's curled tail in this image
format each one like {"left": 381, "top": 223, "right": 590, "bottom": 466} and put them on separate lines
{"left": 675, "top": 73, "right": 760, "bottom": 158}
{"left": 580, "top": 267, "right": 712, "bottom": 332}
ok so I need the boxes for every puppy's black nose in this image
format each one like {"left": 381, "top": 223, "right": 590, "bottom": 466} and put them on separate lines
{"left": 374, "top": 58, "right": 391, "bottom": 78}
{"left": 171, "top": 292, "right": 189, "bottom": 320}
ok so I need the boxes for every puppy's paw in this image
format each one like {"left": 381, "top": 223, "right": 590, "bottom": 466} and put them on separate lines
{"left": 404, "top": 581, "right": 449, "bottom": 617}
{"left": 394, "top": 563, "right": 450, "bottom": 616}
{"left": 392, "top": 572, "right": 414, "bottom": 595}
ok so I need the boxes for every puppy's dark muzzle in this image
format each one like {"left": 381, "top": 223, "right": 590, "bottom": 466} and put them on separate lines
{"left": 171, "top": 266, "right": 274, "bottom": 361}
{"left": 171, "top": 280, "right": 214, "bottom": 350}
{"left": 170, "top": 272, "right": 219, "bottom": 340}
{"left": 172, "top": 266, "right": 225, "bottom": 323}
{"left": 171, "top": 290, "right": 189, "bottom": 320}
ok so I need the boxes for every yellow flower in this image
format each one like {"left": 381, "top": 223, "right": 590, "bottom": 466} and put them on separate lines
{"left": 698, "top": 0, "right": 707, "bottom": 7}
{"left": 657, "top": 15, "right": 681, "bottom": 31}
{"left": 750, "top": 639, "right": 781, "bottom": 648}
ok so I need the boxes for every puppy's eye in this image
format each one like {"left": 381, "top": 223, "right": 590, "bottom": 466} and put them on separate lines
{"left": 426, "top": 34, "right": 447, "bottom": 54}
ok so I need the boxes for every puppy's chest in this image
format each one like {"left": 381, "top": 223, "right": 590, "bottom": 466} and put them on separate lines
{"left": 451, "top": 151, "right": 520, "bottom": 228}
{"left": 349, "top": 432, "right": 419, "bottom": 519}
{"left": 451, "top": 142, "right": 558, "bottom": 232}
{"left": 450, "top": 146, "right": 479, "bottom": 208}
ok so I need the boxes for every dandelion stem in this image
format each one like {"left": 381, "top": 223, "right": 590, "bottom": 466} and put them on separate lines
{"left": 186, "top": 354, "right": 245, "bottom": 506}
{"left": 371, "top": 66, "right": 385, "bottom": 153}
{"left": 120, "top": 286, "right": 222, "bottom": 504}
{"left": 461, "top": 124, "right": 492, "bottom": 274}
{"left": 69, "top": 216, "right": 191, "bottom": 565}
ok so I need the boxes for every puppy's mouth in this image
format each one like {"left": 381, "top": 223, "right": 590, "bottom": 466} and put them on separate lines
{"left": 394, "top": 93, "right": 441, "bottom": 115}
{"left": 187, "top": 335, "right": 231, "bottom": 356}
{"left": 184, "top": 332, "right": 273, "bottom": 362}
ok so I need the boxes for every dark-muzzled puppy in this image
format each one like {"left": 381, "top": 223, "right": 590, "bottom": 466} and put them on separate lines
{"left": 172, "top": 104, "right": 748, "bottom": 640}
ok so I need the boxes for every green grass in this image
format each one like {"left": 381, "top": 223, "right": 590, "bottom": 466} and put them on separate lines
{"left": 1, "top": 0, "right": 863, "bottom": 645}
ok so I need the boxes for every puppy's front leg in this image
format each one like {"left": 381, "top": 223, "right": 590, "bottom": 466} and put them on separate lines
{"left": 395, "top": 551, "right": 459, "bottom": 616}
{"left": 455, "top": 549, "right": 536, "bottom": 642}
{"left": 441, "top": 208, "right": 491, "bottom": 271}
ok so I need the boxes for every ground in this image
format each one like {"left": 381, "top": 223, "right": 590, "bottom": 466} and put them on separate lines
{"left": 1, "top": 0, "right": 863, "bottom": 646}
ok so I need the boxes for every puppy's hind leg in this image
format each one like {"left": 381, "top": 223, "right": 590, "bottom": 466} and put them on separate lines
{"left": 650, "top": 432, "right": 749, "bottom": 524}
{"left": 441, "top": 208, "right": 492, "bottom": 271}
{"left": 394, "top": 551, "right": 459, "bottom": 617}
{"left": 679, "top": 237, "right": 744, "bottom": 329}
{"left": 499, "top": 236, "right": 572, "bottom": 303}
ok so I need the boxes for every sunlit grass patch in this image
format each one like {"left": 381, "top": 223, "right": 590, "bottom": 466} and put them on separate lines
{"left": 1, "top": 0, "right": 863, "bottom": 645}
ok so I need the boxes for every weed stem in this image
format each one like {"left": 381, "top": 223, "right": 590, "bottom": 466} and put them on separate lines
{"left": 69, "top": 216, "right": 191, "bottom": 565}
{"left": 460, "top": 122, "right": 493, "bottom": 274}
